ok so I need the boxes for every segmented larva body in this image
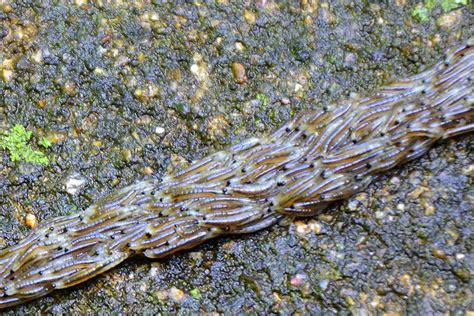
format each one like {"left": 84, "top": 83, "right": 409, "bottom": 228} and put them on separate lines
{"left": 1, "top": 42, "right": 473, "bottom": 308}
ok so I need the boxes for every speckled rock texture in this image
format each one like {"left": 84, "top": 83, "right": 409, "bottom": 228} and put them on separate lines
{"left": 0, "top": 0, "right": 472, "bottom": 314}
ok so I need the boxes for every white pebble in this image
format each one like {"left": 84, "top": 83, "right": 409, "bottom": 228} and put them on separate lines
{"left": 155, "top": 126, "right": 165, "bottom": 134}
{"left": 65, "top": 172, "right": 87, "bottom": 195}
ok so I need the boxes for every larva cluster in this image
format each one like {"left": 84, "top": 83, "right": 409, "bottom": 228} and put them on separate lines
{"left": 0, "top": 42, "right": 473, "bottom": 308}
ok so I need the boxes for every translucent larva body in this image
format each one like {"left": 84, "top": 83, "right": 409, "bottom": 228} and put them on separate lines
{"left": 0, "top": 42, "right": 473, "bottom": 309}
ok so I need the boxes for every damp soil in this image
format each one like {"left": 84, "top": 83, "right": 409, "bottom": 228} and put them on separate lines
{"left": 0, "top": 1, "right": 473, "bottom": 314}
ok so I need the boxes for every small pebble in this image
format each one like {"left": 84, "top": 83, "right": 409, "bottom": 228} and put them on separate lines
{"left": 2, "top": 4, "right": 12, "bottom": 13}
{"left": 319, "top": 279, "right": 329, "bottom": 290}
{"left": 149, "top": 266, "right": 159, "bottom": 277}
{"left": 139, "top": 283, "right": 148, "bottom": 292}
{"left": 169, "top": 287, "right": 184, "bottom": 301}
{"left": 190, "top": 55, "right": 208, "bottom": 82}
{"left": 437, "top": 10, "right": 462, "bottom": 29}
{"left": 36, "top": 99, "right": 46, "bottom": 109}
{"left": 375, "top": 210, "right": 385, "bottom": 219}
{"left": 25, "top": 213, "right": 37, "bottom": 229}
{"left": 2, "top": 69, "right": 13, "bottom": 82}
{"left": 235, "top": 41, "right": 245, "bottom": 52}
{"left": 396, "top": 203, "right": 405, "bottom": 211}
{"left": 290, "top": 273, "right": 306, "bottom": 286}
{"left": 206, "top": 115, "right": 229, "bottom": 140}
{"left": 92, "top": 140, "right": 102, "bottom": 148}
{"left": 155, "top": 126, "right": 165, "bottom": 134}
{"left": 256, "top": 0, "right": 267, "bottom": 8}
{"left": 294, "top": 83, "right": 303, "bottom": 93}
{"left": 231, "top": 62, "right": 247, "bottom": 84}
{"left": 294, "top": 220, "right": 310, "bottom": 236}
{"left": 137, "top": 51, "right": 145, "bottom": 63}
{"left": 319, "top": 214, "right": 333, "bottom": 222}
{"left": 422, "top": 201, "right": 435, "bottom": 215}
{"left": 453, "top": 267, "right": 470, "bottom": 282}
{"left": 31, "top": 50, "right": 43, "bottom": 64}
{"left": 143, "top": 166, "right": 154, "bottom": 175}
{"left": 63, "top": 80, "right": 76, "bottom": 95}
{"left": 155, "top": 289, "right": 167, "bottom": 300}
{"left": 94, "top": 67, "right": 105, "bottom": 76}
{"left": 432, "top": 247, "right": 447, "bottom": 260}
{"left": 243, "top": 9, "right": 256, "bottom": 24}
{"left": 121, "top": 149, "right": 132, "bottom": 162}
{"left": 462, "top": 164, "right": 474, "bottom": 177}
{"left": 65, "top": 172, "right": 87, "bottom": 195}
{"left": 400, "top": 273, "right": 412, "bottom": 288}
{"left": 46, "top": 131, "right": 67, "bottom": 144}
{"left": 243, "top": 99, "right": 259, "bottom": 115}
{"left": 347, "top": 199, "right": 358, "bottom": 211}
{"left": 390, "top": 176, "right": 400, "bottom": 185}
{"left": 308, "top": 220, "right": 322, "bottom": 234}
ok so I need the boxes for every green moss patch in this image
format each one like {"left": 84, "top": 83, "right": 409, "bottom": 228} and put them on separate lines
{"left": 412, "top": 0, "right": 468, "bottom": 22}
{"left": 0, "top": 124, "right": 49, "bottom": 165}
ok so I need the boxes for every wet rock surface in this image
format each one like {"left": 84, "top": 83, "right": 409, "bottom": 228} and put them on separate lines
{"left": 0, "top": 1, "right": 473, "bottom": 314}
